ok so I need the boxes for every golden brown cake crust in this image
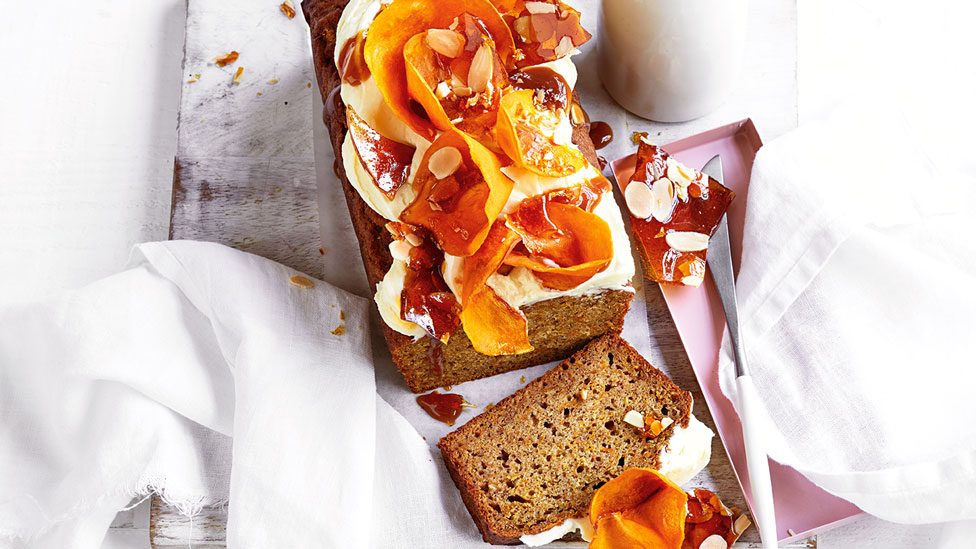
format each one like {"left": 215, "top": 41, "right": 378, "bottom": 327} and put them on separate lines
{"left": 438, "top": 335, "right": 694, "bottom": 544}
{"left": 304, "top": 0, "right": 633, "bottom": 392}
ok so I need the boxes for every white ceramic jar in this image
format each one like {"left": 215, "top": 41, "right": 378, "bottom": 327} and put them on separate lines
{"left": 598, "top": 0, "right": 748, "bottom": 122}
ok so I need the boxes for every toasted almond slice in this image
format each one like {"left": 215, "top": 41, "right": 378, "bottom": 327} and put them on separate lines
{"left": 649, "top": 178, "right": 675, "bottom": 223}
{"left": 428, "top": 146, "right": 463, "bottom": 180}
{"left": 554, "top": 35, "right": 575, "bottom": 58}
{"left": 666, "top": 157, "right": 695, "bottom": 187}
{"left": 389, "top": 239, "right": 413, "bottom": 262}
{"left": 665, "top": 231, "right": 709, "bottom": 252}
{"left": 435, "top": 81, "right": 451, "bottom": 99}
{"left": 524, "top": 1, "right": 557, "bottom": 14}
{"left": 289, "top": 275, "right": 314, "bottom": 289}
{"left": 623, "top": 409, "right": 644, "bottom": 428}
{"left": 513, "top": 16, "right": 532, "bottom": 41}
{"left": 405, "top": 233, "right": 423, "bottom": 246}
{"left": 624, "top": 181, "right": 654, "bottom": 220}
{"left": 468, "top": 44, "right": 493, "bottom": 93}
{"left": 426, "top": 28, "right": 464, "bottom": 58}
{"left": 232, "top": 66, "right": 244, "bottom": 84}
{"left": 453, "top": 85, "right": 472, "bottom": 97}
{"left": 733, "top": 513, "right": 752, "bottom": 536}
{"left": 700, "top": 535, "right": 728, "bottom": 549}
{"left": 681, "top": 274, "right": 704, "bottom": 287}
{"left": 660, "top": 417, "right": 674, "bottom": 429}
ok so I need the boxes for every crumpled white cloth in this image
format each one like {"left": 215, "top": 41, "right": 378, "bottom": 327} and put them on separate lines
{"left": 0, "top": 240, "right": 488, "bottom": 548}
{"left": 718, "top": 98, "right": 976, "bottom": 523}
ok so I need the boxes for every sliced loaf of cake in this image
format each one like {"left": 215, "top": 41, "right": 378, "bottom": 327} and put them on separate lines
{"left": 438, "top": 335, "right": 694, "bottom": 544}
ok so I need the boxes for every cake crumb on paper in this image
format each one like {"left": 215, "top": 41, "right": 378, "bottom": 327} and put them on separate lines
{"left": 267, "top": 78, "right": 279, "bottom": 85}
{"left": 289, "top": 275, "right": 314, "bottom": 289}
{"left": 332, "top": 324, "right": 346, "bottom": 336}
{"left": 232, "top": 66, "right": 245, "bottom": 84}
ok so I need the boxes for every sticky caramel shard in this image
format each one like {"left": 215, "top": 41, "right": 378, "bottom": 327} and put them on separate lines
{"left": 346, "top": 106, "right": 415, "bottom": 198}
{"left": 619, "top": 142, "right": 734, "bottom": 287}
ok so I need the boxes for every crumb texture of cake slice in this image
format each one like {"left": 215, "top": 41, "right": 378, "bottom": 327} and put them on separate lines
{"left": 438, "top": 335, "right": 693, "bottom": 545}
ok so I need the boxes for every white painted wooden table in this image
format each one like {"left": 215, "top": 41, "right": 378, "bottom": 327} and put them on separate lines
{"left": 1, "top": 0, "right": 969, "bottom": 547}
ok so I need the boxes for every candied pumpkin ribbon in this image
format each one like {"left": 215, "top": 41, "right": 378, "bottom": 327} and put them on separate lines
{"left": 504, "top": 194, "right": 613, "bottom": 291}
{"left": 400, "top": 129, "right": 513, "bottom": 257}
{"left": 456, "top": 220, "right": 532, "bottom": 355}
{"left": 365, "top": 0, "right": 515, "bottom": 140}
{"left": 496, "top": 88, "right": 587, "bottom": 177}
{"left": 346, "top": 106, "right": 415, "bottom": 199}
{"left": 589, "top": 468, "right": 687, "bottom": 549}
{"left": 404, "top": 14, "right": 510, "bottom": 148}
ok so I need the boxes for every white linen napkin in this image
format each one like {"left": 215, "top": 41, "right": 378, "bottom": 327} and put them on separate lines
{"left": 0, "top": 240, "right": 490, "bottom": 548}
{"left": 717, "top": 98, "right": 976, "bottom": 523}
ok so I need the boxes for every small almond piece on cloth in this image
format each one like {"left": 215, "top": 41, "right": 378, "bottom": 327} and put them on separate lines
{"left": 428, "top": 146, "right": 463, "bottom": 180}
{"left": 624, "top": 182, "right": 655, "bottom": 220}
{"left": 467, "top": 44, "right": 493, "bottom": 93}
{"left": 665, "top": 231, "right": 709, "bottom": 252}
{"left": 623, "top": 409, "right": 644, "bottom": 428}
{"left": 289, "top": 275, "right": 314, "bottom": 289}
{"left": 426, "top": 29, "right": 464, "bottom": 58}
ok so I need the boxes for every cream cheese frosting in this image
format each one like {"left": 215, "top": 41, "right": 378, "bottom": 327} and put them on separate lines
{"left": 336, "top": 0, "right": 634, "bottom": 337}
{"left": 520, "top": 516, "right": 594, "bottom": 546}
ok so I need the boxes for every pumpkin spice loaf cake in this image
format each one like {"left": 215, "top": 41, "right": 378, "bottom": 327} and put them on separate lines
{"left": 303, "top": 0, "right": 634, "bottom": 392}
{"left": 438, "top": 335, "right": 714, "bottom": 545}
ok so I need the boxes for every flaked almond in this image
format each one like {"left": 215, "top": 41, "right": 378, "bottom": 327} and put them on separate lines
{"left": 623, "top": 409, "right": 644, "bottom": 428}
{"left": 570, "top": 103, "right": 586, "bottom": 125}
{"left": 624, "top": 181, "right": 654, "bottom": 220}
{"left": 428, "top": 146, "right": 463, "bottom": 179}
{"left": 280, "top": 0, "right": 296, "bottom": 18}
{"left": 405, "top": 233, "right": 423, "bottom": 246}
{"left": 733, "top": 513, "right": 752, "bottom": 536}
{"left": 513, "top": 16, "right": 532, "bottom": 41}
{"left": 389, "top": 239, "right": 413, "bottom": 262}
{"left": 665, "top": 231, "right": 709, "bottom": 252}
{"left": 435, "top": 81, "right": 451, "bottom": 99}
{"left": 524, "top": 1, "right": 557, "bottom": 14}
{"left": 232, "top": 66, "right": 244, "bottom": 84}
{"left": 666, "top": 157, "right": 695, "bottom": 187}
{"left": 453, "top": 85, "right": 472, "bottom": 97}
{"left": 554, "top": 35, "right": 575, "bottom": 58}
{"left": 426, "top": 28, "right": 464, "bottom": 58}
{"left": 468, "top": 44, "right": 493, "bottom": 93}
{"left": 649, "top": 177, "right": 676, "bottom": 222}
{"left": 681, "top": 274, "right": 704, "bottom": 287}
{"left": 289, "top": 275, "right": 314, "bottom": 289}
{"left": 660, "top": 417, "right": 674, "bottom": 429}
{"left": 699, "top": 535, "right": 728, "bottom": 549}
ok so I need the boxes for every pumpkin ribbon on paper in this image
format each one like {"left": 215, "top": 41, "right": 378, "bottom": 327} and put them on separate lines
{"left": 364, "top": 0, "right": 514, "bottom": 140}
{"left": 588, "top": 468, "right": 688, "bottom": 549}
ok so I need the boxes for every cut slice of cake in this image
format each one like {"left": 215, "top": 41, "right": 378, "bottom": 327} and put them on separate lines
{"left": 438, "top": 334, "right": 714, "bottom": 545}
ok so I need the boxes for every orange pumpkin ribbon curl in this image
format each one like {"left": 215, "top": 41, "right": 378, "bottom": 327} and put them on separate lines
{"left": 365, "top": 0, "right": 514, "bottom": 140}
{"left": 400, "top": 129, "right": 513, "bottom": 257}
